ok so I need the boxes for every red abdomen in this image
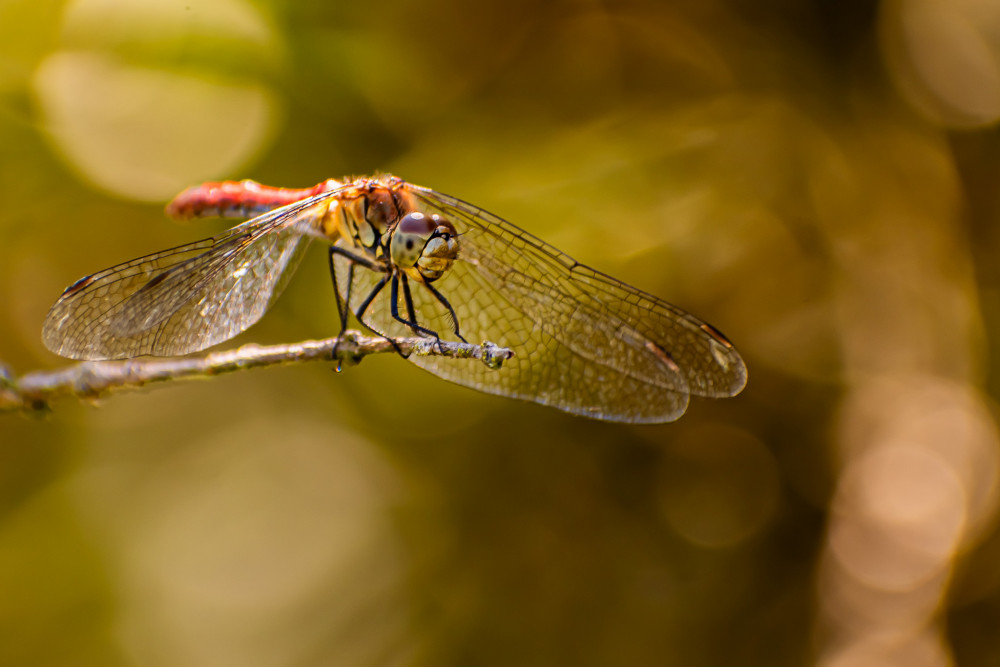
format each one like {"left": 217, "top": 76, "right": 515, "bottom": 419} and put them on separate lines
{"left": 165, "top": 179, "right": 340, "bottom": 219}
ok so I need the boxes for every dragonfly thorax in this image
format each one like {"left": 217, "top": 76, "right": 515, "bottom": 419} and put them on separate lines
{"left": 334, "top": 185, "right": 404, "bottom": 249}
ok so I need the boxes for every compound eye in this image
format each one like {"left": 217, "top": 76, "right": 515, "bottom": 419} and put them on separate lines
{"left": 396, "top": 211, "right": 437, "bottom": 237}
{"left": 391, "top": 212, "right": 437, "bottom": 268}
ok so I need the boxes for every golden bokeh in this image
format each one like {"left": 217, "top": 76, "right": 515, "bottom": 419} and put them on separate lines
{"left": 2, "top": 0, "right": 1000, "bottom": 665}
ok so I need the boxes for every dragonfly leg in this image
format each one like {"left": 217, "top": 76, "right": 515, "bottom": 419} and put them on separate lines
{"left": 327, "top": 250, "right": 366, "bottom": 368}
{"left": 355, "top": 274, "right": 403, "bottom": 352}
{"left": 402, "top": 274, "right": 449, "bottom": 352}
{"left": 327, "top": 246, "right": 350, "bottom": 334}
{"left": 354, "top": 274, "right": 388, "bottom": 321}
{"left": 422, "top": 280, "right": 467, "bottom": 343}
{"left": 400, "top": 275, "right": 417, "bottom": 324}
{"left": 327, "top": 244, "right": 407, "bottom": 358}
{"left": 391, "top": 273, "right": 442, "bottom": 347}
{"left": 329, "top": 244, "right": 386, "bottom": 273}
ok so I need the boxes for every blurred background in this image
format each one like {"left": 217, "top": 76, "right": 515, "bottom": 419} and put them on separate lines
{"left": 2, "top": 0, "right": 1000, "bottom": 664}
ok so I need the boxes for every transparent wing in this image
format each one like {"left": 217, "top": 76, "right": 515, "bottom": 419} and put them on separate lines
{"left": 335, "top": 185, "right": 746, "bottom": 423}
{"left": 41, "top": 196, "right": 336, "bottom": 360}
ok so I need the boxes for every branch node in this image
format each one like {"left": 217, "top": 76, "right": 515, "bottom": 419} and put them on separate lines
{"left": 481, "top": 341, "right": 514, "bottom": 370}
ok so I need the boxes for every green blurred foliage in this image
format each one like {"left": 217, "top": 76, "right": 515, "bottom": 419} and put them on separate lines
{"left": 3, "top": 0, "right": 1000, "bottom": 665}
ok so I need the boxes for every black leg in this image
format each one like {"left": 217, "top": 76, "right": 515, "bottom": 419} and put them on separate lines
{"left": 327, "top": 247, "right": 352, "bottom": 369}
{"left": 342, "top": 263, "right": 354, "bottom": 330}
{"left": 329, "top": 244, "right": 386, "bottom": 273}
{"left": 327, "top": 246, "right": 350, "bottom": 333}
{"left": 423, "top": 280, "right": 467, "bottom": 343}
{"left": 403, "top": 274, "right": 445, "bottom": 351}
{"left": 356, "top": 274, "right": 391, "bottom": 322}
{"left": 351, "top": 272, "right": 412, "bottom": 358}
{"left": 401, "top": 273, "right": 419, "bottom": 325}
{"left": 390, "top": 273, "right": 439, "bottom": 340}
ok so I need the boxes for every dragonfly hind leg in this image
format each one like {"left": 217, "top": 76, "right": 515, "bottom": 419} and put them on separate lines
{"left": 328, "top": 246, "right": 351, "bottom": 334}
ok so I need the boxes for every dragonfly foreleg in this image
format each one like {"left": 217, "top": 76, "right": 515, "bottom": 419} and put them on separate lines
{"left": 422, "top": 280, "right": 467, "bottom": 343}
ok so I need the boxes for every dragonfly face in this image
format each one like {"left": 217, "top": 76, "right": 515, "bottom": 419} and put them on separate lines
{"left": 388, "top": 212, "right": 459, "bottom": 283}
{"left": 42, "top": 174, "right": 747, "bottom": 423}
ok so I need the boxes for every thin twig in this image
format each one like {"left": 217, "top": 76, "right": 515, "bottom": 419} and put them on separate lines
{"left": 0, "top": 331, "right": 513, "bottom": 413}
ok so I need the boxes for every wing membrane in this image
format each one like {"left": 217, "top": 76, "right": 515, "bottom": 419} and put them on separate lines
{"left": 411, "top": 187, "right": 746, "bottom": 397}
{"left": 334, "top": 184, "right": 745, "bottom": 422}
{"left": 41, "top": 196, "right": 340, "bottom": 359}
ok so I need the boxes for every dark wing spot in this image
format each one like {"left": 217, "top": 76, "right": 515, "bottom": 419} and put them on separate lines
{"left": 144, "top": 272, "right": 170, "bottom": 289}
{"left": 63, "top": 275, "right": 96, "bottom": 296}
{"left": 645, "top": 341, "right": 681, "bottom": 373}
{"left": 699, "top": 322, "right": 734, "bottom": 348}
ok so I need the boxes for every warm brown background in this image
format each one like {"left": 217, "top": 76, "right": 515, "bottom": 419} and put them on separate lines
{"left": 3, "top": 0, "right": 1000, "bottom": 665}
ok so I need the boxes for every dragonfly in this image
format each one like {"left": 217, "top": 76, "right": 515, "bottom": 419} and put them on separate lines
{"left": 42, "top": 174, "right": 746, "bottom": 423}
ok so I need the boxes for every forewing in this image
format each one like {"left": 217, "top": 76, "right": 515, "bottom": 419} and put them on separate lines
{"left": 42, "top": 199, "right": 330, "bottom": 360}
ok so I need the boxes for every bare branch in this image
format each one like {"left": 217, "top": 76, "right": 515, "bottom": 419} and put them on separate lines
{"left": 0, "top": 331, "right": 513, "bottom": 414}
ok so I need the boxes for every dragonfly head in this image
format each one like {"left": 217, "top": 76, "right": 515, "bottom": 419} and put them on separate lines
{"left": 389, "top": 212, "right": 459, "bottom": 282}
